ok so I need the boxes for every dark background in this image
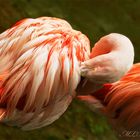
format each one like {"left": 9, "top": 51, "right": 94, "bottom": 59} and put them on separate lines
{"left": 0, "top": 0, "right": 140, "bottom": 139}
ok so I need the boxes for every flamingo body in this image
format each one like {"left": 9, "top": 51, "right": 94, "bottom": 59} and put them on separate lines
{"left": 0, "top": 17, "right": 90, "bottom": 130}
{"left": 79, "top": 63, "right": 140, "bottom": 132}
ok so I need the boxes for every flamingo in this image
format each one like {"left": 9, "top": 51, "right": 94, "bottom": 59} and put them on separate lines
{"left": 77, "top": 34, "right": 140, "bottom": 137}
{"left": 0, "top": 17, "right": 90, "bottom": 130}
{"left": 78, "top": 64, "right": 140, "bottom": 139}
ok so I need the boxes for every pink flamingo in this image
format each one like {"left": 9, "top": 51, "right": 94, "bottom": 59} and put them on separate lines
{"left": 0, "top": 17, "right": 90, "bottom": 130}
{"left": 77, "top": 34, "right": 140, "bottom": 135}
{"left": 78, "top": 64, "right": 140, "bottom": 139}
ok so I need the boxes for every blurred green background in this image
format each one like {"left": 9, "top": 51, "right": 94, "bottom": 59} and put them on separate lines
{"left": 0, "top": 0, "right": 140, "bottom": 140}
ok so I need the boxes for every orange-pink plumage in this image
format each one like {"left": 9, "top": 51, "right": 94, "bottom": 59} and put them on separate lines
{"left": 77, "top": 33, "right": 140, "bottom": 133}
{"left": 82, "top": 63, "right": 140, "bottom": 131}
{"left": 0, "top": 17, "right": 90, "bottom": 130}
{"left": 104, "top": 63, "right": 140, "bottom": 130}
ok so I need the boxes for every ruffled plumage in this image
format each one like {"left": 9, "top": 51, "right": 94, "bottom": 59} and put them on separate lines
{"left": 79, "top": 63, "right": 140, "bottom": 131}
{"left": 0, "top": 17, "right": 90, "bottom": 130}
{"left": 104, "top": 63, "right": 140, "bottom": 130}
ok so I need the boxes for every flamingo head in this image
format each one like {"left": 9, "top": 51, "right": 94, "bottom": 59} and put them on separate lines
{"left": 81, "top": 33, "right": 134, "bottom": 85}
{"left": 76, "top": 33, "right": 134, "bottom": 95}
